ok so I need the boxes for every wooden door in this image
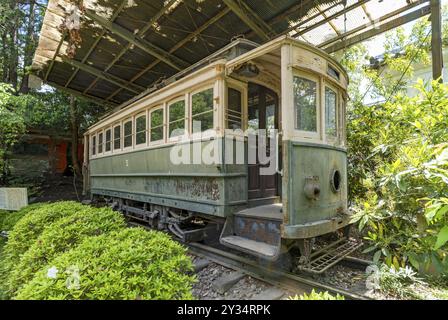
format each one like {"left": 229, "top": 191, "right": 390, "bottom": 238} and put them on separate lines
{"left": 247, "top": 83, "right": 279, "bottom": 200}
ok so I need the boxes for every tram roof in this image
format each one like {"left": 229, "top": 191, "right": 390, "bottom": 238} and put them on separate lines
{"left": 32, "top": 0, "right": 431, "bottom": 107}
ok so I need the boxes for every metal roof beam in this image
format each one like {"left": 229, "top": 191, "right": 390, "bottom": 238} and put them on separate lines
{"left": 222, "top": 0, "right": 273, "bottom": 41}
{"left": 324, "top": 4, "right": 431, "bottom": 54}
{"left": 61, "top": 56, "right": 145, "bottom": 94}
{"left": 105, "top": 7, "right": 231, "bottom": 102}
{"left": 314, "top": 2, "right": 341, "bottom": 36}
{"left": 82, "top": 0, "right": 179, "bottom": 95}
{"left": 291, "top": 0, "right": 371, "bottom": 38}
{"left": 318, "top": 0, "right": 430, "bottom": 49}
{"left": 85, "top": 9, "right": 189, "bottom": 71}
{"left": 46, "top": 80, "right": 118, "bottom": 107}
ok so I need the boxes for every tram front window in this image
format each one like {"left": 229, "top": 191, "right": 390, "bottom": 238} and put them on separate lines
{"left": 293, "top": 76, "right": 317, "bottom": 132}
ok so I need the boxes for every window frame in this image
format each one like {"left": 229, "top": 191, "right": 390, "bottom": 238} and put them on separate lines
{"left": 292, "top": 70, "right": 321, "bottom": 140}
{"left": 149, "top": 105, "right": 165, "bottom": 145}
{"left": 91, "top": 134, "right": 97, "bottom": 157}
{"left": 226, "top": 86, "right": 244, "bottom": 132}
{"left": 134, "top": 112, "right": 148, "bottom": 148}
{"left": 97, "top": 130, "right": 104, "bottom": 154}
{"left": 104, "top": 127, "right": 112, "bottom": 154}
{"left": 190, "top": 86, "right": 215, "bottom": 139}
{"left": 113, "top": 123, "right": 122, "bottom": 152}
{"left": 167, "top": 96, "right": 187, "bottom": 142}
{"left": 340, "top": 93, "right": 347, "bottom": 147}
{"left": 323, "top": 81, "right": 339, "bottom": 144}
{"left": 123, "top": 118, "right": 133, "bottom": 150}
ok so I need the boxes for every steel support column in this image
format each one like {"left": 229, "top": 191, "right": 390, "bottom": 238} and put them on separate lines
{"left": 431, "top": 0, "right": 444, "bottom": 82}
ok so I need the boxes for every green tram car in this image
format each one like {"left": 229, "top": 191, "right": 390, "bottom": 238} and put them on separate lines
{"left": 83, "top": 36, "right": 358, "bottom": 273}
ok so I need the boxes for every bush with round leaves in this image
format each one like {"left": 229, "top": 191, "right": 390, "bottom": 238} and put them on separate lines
{"left": 14, "top": 227, "right": 195, "bottom": 300}
{"left": 6, "top": 206, "right": 126, "bottom": 295}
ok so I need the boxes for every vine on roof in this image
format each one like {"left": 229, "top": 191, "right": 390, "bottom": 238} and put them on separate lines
{"left": 58, "top": 0, "right": 85, "bottom": 59}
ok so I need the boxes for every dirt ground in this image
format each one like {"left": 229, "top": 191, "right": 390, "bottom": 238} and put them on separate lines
{"left": 29, "top": 175, "right": 87, "bottom": 204}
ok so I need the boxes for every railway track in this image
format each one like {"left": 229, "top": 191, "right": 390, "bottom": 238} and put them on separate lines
{"left": 187, "top": 241, "right": 372, "bottom": 300}
{"left": 127, "top": 218, "right": 373, "bottom": 300}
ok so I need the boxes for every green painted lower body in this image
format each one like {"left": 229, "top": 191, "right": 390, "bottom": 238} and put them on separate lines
{"left": 89, "top": 139, "right": 351, "bottom": 240}
{"left": 282, "top": 141, "right": 350, "bottom": 239}
{"left": 89, "top": 139, "right": 247, "bottom": 218}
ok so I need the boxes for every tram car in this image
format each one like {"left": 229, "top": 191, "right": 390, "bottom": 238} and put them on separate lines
{"left": 83, "top": 36, "right": 358, "bottom": 273}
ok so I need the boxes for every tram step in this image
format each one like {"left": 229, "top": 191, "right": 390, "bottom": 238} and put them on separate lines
{"left": 220, "top": 235, "right": 279, "bottom": 259}
{"left": 297, "top": 238, "right": 363, "bottom": 274}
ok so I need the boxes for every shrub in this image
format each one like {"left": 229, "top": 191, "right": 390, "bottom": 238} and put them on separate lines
{"left": 0, "top": 201, "right": 88, "bottom": 297}
{"left": 14, "top": 228, "right": 195, "bottom": 300}
{"left": 349, "top": 81, "right": 448, "bottom": 273}
{"left": 6, "top": 206, "right": 126, "bottom": 295}
{"left": 289, "top": 290, "right": 345, "bottom": 300}
{"left": 378, "top": 265, "right": 423, "bottom": 299}
{"left": 2, "top": 201, "right": 87, "bottom": 265}
{"left": 0, "top": 203, "right": 46, "bottom": 232}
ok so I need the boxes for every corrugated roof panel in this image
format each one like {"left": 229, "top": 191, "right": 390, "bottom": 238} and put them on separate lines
{"left": 32, "top": 0, "right": 429, "bottom": 106}
{"left": 301, "top": 23, "right": 337, "bottom": 45}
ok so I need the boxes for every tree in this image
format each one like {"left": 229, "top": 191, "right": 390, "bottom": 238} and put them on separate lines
{"left": 335, "top": 12, "right": 448, "bottom": 273}
{"left": 0, "top": 84, "right": 26, "bottom": 184}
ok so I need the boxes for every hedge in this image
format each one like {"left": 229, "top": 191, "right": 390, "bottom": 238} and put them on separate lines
{"left": 14, "top": 228, "right": 195, "bottom": 300}
{"left": 6, "top": 206, "right": 126, "bottom": 295}
{"left": 0, "top": 203, "right": 45, "bottom": 232}
{"left": 2, "top": 201, "right": 88, "bottom": 268}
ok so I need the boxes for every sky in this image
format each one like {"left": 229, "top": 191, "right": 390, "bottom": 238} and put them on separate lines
{"left": 365, "top": 0, "right": 448, "bottom": 57}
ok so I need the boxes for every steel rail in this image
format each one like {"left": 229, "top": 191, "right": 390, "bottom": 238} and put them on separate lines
{"left": 187, "top": 242, "right": 372, "bottom": 300}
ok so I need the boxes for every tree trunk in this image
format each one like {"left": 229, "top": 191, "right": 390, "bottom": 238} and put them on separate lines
{"left": 69, "top": 95, "right": 81, "bottom": 177}
{"left": 20, "top": 0, "right": 36, "bottom": 94}
{"left": 1, "top": 33, "right": 9, "bottom": 83}
{"left": 7, "top": 0, "right": 19, "bottom": 90}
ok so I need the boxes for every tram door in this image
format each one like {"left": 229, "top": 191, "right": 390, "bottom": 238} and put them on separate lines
{"left": 247, "top": 83, "right": 279, "bottom": 200}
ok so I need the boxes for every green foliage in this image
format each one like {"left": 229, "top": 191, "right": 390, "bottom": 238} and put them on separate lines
{"left": 378, "top": 265, "right": 423, "bottom": 299}
{"left": 6, "top": 206, "right": 126, "bottom": 295}
{"left": 349, "top": 81, "right": 448, "bottom": 273}
{"left": 364, "top": 20, "right": 431, "bottom": 101}
{"left": 0, "top": 203, "right": 45, "bottom": 232}
{"left": 0, "top": 83, "right": 26, "bottom": 181}
{"left": 14, "top": 228, "right": 195, "bottom": 300}
{"left": 1, "top": 202, "right": 194, "bottom": 300}
{"left": 289, "top": 289, "right": 345, "bottom": 300}
{"left": 1, "top": 201, "right": 87, "bottom": 272}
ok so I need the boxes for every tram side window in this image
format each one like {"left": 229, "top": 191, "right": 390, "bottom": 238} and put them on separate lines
{"left": 113, "top": 125, "right": 121, "bottom": 150}
{"left": 293, "top": 76, "right": 317, "bottom": 132}
{"left": 150, "top": 108, "right": 164, "bottom": 142}
{"left": 136, "top": 114, "right": 147, "bottom": 145}
{"left": 168, "top": 100, "right": 186, "bottom": 138}
{"left": 98, "top": 132, "right": 103, "bottom": 153}
{"left": 105, "top": 129, "right": 111, "bottom": 152}
{"left": 192, "top": 88, "right": 214, "bottom": 133}
{"left": 226, "top": 88, "right": 242, "bottom": 130}
{"left": 325, "top": 87, "right": 337, "bottom": 138}
{"left": 91, "top": 135, "right": 96, "bottom": 156}
{"left": 124, "top": 120, "right": 133, "bottom": 148}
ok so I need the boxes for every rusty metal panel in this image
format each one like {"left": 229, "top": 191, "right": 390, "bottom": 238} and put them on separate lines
{"left": 234, "top": 215, "right": 281, "bottom": 245}
{"left": 0, "top": 188, "right": 28, "bottom": 211}
{"left": 282, "top": 141, "right": 349, "bottom": 238}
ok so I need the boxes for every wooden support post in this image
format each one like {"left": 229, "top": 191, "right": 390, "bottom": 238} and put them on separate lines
{"left": 431, "top": 0, "right": 444, "bottom": 82}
